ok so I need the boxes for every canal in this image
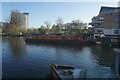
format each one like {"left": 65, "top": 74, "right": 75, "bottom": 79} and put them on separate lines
{"left": 2, "top": 37, "right": 118, "bottom": 78}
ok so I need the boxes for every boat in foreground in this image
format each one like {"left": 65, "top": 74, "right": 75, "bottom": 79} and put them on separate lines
{"left": 49, "top": 64, "right": 120, "bottom": 79}
{"left": 49, "top": 64, "right": 87, "bottom": 80}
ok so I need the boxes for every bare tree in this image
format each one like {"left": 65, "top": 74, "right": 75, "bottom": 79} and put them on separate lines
{"left": 50, "top": 24, "right": 56, "bottom": 34}
{"left": 56, "top": 17, "right": 64, "bottom": 34}
{"left": 5, "top": 10, "right": 24, "bottom": 35}
{"left": 44, "top": 21, "right": 51, "bottom": 29}
{"left": 56, "top": 17, "right": 64, "bottom": 25}
{"left": 44, "top": 21, "right": 51, "bottom": 34}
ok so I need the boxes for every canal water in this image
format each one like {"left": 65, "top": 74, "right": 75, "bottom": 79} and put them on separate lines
{"left": 2, "top": 37, "right": 118, "bottom": 78}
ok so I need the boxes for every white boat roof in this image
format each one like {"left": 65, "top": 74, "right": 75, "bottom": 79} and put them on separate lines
{"left": 113, "top": 48, "right": 120, "bottom": 53}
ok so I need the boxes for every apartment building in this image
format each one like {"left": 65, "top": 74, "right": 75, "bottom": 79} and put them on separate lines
{"left": 10, "top": 12, "right": 29, "bottom": 33}
{"left": 90, "top": 6, "right": 120, "bottom": 39}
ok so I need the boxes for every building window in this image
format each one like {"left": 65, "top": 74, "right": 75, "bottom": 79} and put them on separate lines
{"left": 114, "top": 16, "right": 119, "bottom": 29}
{"left": 115, "top": 9, "right": 118, "bottom": 12}
{"left": 114, "top": 22, "right": 118, "bottom": 29}
{"left": 115, "top": 16, "right": 119, "bottom": 22}
{"left": 99, "top": 17, "right": 104, "bottom": 20}
{"left": 114, "top": 30, "right": 119, "bottom": 34}
{"left": 95, "top": 29, "right": 103, "bottom": 34}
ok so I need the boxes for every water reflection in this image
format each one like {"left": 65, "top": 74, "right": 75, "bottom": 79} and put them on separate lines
{"left": 91, "top": 45, "right": 115, "bottom": 67}
{"left": 111, "top": 48, "right": 120, "bottom": 76}
{"left": 3, "top": 37, "right": 26, "bottom": 60}
{"left": 2, "top": 37, "right": 118, "bottom": 78}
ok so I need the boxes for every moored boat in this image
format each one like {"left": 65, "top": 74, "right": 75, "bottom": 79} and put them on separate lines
{"left": 96, "top": 41, "right": 102, "bottom": 45}
{"left": 95, "top": 37, "right": 120, "bottom": 47}
{"left": 25, "top": 35, "right": 94, "bottom": 45}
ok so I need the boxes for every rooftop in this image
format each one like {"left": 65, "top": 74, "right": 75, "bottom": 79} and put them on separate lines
{"left": 99, "top": 6, "right": 120, "bottom": 14}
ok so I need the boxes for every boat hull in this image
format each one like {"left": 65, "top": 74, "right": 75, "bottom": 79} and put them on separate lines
{"left": 96, "top": 37, "right": 120, "bottom": 47}
{"left": 50, "top": 64, "right": 75, "bottom": 80}
{"left": 25, "top": 38, "right": 92, "bottom": 45}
